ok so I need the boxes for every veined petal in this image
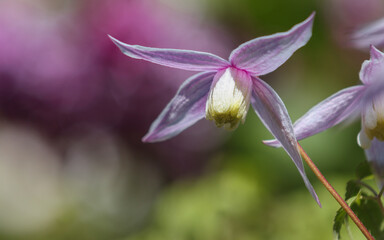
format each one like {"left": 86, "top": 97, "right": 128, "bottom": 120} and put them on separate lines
{"left": 365, "top": 139, "right": 384, "bottom": 187}
{"left": 359, "top": 45, "right": 384, "bottom": 84}
{"left": 264, "top": 85, "right": 365, "bottom": 147}
{"left": 229, "top": 12, "right": 315, "bottom": 76}
{"left": 109, "top": 35, "right": 229, "bottom": 72}
{"left": 251, "top": 77, "right": 320, "bottom": 205}
{"left": 142, "top": 72, "right": 215, "bottom": 142}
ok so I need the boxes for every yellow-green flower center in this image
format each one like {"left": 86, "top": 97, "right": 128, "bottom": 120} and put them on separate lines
{"left": 206, "top": 68, "right": 252, "bottom": 130}
{"left": 365, "top": 117, "right": 384, "bottom": 141}
{"left": 358, "top": 94, "right": 384, "bottom": 149}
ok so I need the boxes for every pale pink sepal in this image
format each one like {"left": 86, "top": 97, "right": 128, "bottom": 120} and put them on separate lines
{"left": 251, "top": 77, "right": 320, "bottom": 206}
{"left": 229, "top": 13, "right": 315, "bottom": 76}
{"left": 109, "top": 35, "right": 230, "bottom": 72}
{"left": 143, "top": 72, "right": 215, "bottom": 142}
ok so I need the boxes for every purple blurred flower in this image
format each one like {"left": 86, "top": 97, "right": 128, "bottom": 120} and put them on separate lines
{"left": 0, "top": 0, "right": 231, "bottom": 177}
{"left": 265, "top": 45, "right": 384, "bottom": 185}
{"left": 352, "top": 17, "right": 384, "bottom": 49}
{"left": 111, "top": 13, "right": 320, "bottom": 204}
{"left": 322, "top": 0, "right": 384, "bottom": 47}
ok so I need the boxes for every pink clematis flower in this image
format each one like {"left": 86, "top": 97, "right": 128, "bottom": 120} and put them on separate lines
{"left": 265, "top": 45, "right": 384, "bottom": 186}
{"left": 110, "top": 13, "right": 320, "bottom": 204}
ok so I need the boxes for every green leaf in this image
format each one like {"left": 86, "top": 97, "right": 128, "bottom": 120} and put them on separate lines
{"left": 351, "top": 197, "right": 384, "bottom": 239}
{"left": 355, "top": 161, "right": 373, "bottom": 180}
{"left": 345, "top": 180, "right": 360, "bottom": 201}
{"left": 333, "top": 207, "right": 347, "bottom": 240}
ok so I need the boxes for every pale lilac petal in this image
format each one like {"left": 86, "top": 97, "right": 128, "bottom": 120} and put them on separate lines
{"left": 229, "top": 13, "right": 315, "bottom": 76}
{"left": 142, "top": 72, "right": 214, "bottom": 142}
{"left": 251, "top": 77, "right": 320, "bottom": 205}
{"left": 352, "top": 17, "right": 384, "bottom": 49}
{"left": 264, "top": 85, "right": 365, "bottom": 147}
{"left": 365, "top": 139, "right": 384, "bottom": 187}
{"left": 361, "top": 78, "right": 384, "bottom": 110}
{"left": 109, "top": 36, "right": 229, "bottom": 72}
{"left": 359, "top": 45, "right": 384, "bottom": 84}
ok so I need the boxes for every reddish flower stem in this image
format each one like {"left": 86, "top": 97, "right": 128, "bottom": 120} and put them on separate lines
{"left": 297, "top": 143, "right": 374, "bottom": 240}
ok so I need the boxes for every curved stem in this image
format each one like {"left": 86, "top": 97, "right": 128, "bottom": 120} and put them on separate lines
{"left": 298, "top": 143, "right": 375, "bottom": 240}
{"left": 368, "top": 196, "right": 384, "bottom": 216}
{"left": 356, "top": 180, "right": 378, "bottom": 196}
{"left": 356, "top": 181, "right": 384, "bottom": 216}
{"left": 357, "top": 181, "right": 384, "bottom": 216}
{"left": 376, "top": 199, "right": 384, "bottom": 216}
{"left": 379, "top": 186, "right": 384, "bottom": 198}
{"left": 377, "top": 187, "right": 384, "bottom": 216}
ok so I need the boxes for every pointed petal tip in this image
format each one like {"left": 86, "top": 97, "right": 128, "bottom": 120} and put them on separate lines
{"left": 315, "top": 195, "right": 322, "bottom": 208}
{"left": 108, "top": 34, "right": 119, "bottom": 43}
{"left": 293, "top": 12, "right": 315, "bottom": 27}
{"left": 307, "top": 11, "right": 316, "bottom": 22}
{"left": 262, "top": 139, "right": 281, "bottom": 148}
{"left": 370, "top": 45, "right": 383, "bottom": 59}
{"left": 141, "top": 130, "right": 168, "bottom": 143}
{"left": 310, "top": 11, "right": 316, "bottom": 17}
{"left": 299, "top": 12, "right": 315, "bottom": 32}
{"left": 303, "top": 11, "right": 315, "bottom": 26}
{"left": 108, "top": 35, "right": 126, "bottom": 52}
{"left": 141, "top": 133, "right": 164, "bottom": 143}
{"left": 303, "top": 166, "right": 321, "bottom": 207}
{"left": 141, "top": 134, "right": 151, "bottom": 143}
{"left": 305, "top": 183, "right": 321, "bottom": 207}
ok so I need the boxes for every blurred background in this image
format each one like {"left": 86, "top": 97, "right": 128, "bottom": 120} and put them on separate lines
{"left": 0, "top": 0, "right": 382, "bottom": 239}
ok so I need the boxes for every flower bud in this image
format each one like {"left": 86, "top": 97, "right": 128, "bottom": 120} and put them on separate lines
{"left": 359, "top": 93, "right": 384, "bottom": 148}
{"left": 206, "top": 67, "right": 252, "bottom": 130}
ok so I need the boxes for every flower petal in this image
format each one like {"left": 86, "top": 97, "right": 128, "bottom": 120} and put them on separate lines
{"left": 229, "top": 12, "right": 315, "bottom": 76}
{"left": 142, "top": 72, "right": 215, "bottom": 142}
{"left": 109, "top": 35, "right": 229, "bottom": 72}
{"left": 357, "top": 129, "right": 372, "bottom": 149}
{"left": 251, "top": 77, "right": 320, "bottom": 205}
{"left": 264, "top": 85, "right": 365, "bottom": 147}
{"left": 351, "top": 17, "right": 384, "bottom": 49}
{"left": 365, "top": 139, "right": 384, "bottom": 187}
{"left": 359, "top": 45, "right": 384, "bottom": 84}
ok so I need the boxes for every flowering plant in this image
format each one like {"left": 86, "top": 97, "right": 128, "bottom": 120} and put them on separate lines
{"left": 110, "top": 13, "right": 320, "bottom": 204}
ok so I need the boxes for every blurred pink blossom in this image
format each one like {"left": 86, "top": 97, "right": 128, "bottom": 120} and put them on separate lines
{"left": 0, "top": 0, "right": 230, "bottom": 176}
{"left": 322, "top": 0, "right": 384, "bottom": 47}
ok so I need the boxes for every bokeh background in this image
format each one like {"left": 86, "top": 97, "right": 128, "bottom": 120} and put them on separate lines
{"left": 0, "top": 0, "right": 382, "bottom": 239}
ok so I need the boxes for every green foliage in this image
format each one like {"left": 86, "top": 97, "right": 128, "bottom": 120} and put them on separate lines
{"left": 355, "top": 161, "right": 373, "bottom": 180}
{"left": 345, "top": 180, "right": 361, "bottom": 201}
{"left": 124, "top": 157, "right": 346, "bottom": 240}
{"left": 351, "top": 196, "right": 384, "bottom": 239}
{"left": 333, "top": 207, "right": 347, "bottom": 240}
{"left": 334, "top": 162, "right": 384, "bottom": 240}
